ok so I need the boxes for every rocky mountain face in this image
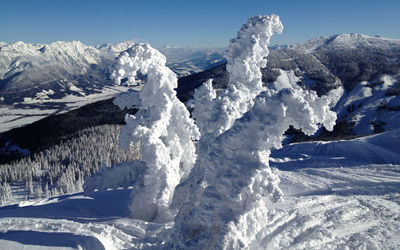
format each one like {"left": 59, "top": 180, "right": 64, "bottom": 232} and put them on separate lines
{"left": 179, "top": 33, "right": 400, "bottom": 95}
{"left": 0, "top": 41, "right": 108, "bottom": 105}
{"left": 178, "top": 33, "right": 400, "bottom": 138}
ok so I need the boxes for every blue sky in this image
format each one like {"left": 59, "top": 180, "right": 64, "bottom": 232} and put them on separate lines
{"left": 1, "top": 0, "right": 399, "bottom": 48}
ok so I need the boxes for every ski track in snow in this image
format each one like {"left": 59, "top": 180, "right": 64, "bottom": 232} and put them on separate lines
{"left": 0, "top": 163, "right": 399, "bottom": 249}
{"left": 271, "top": 165, "right": 400, "bottom": 249}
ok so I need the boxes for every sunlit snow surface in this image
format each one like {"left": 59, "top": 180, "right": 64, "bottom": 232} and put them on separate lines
{"left": 0, "top": 131, "right": 400, "bottom": 249}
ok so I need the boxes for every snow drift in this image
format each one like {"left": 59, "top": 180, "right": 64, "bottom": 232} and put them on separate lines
{"left": 108, "top": 14, "right": 336, "bottom": 248}
{"left": 271, "top": 128, "right": 400, "bottom": 169}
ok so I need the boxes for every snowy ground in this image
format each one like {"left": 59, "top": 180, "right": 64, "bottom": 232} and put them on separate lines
{"left": 0, "top": 165, "right": 398, "bottom": 249}
{"left": 270, "top": 165, "right": 400, "bottom": 249}
{"left": 0, "top": 130, "right": 399, "bottom": 249}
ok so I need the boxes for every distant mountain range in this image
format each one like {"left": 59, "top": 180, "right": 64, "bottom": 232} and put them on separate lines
{"left": 0, "top": 41, "right": 225, "bottom": 132}
{"left": 0, "top": 40, "right": 225, "bottom": 105}
{"left": 0, "top": 33, "right": 400, "bottom": 160}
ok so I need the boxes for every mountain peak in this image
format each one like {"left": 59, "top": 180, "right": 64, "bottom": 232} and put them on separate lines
{"left": 295, "top": 33, "right": 400, "bottom": 52}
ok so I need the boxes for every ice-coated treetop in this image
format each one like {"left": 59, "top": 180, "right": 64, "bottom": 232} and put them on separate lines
{"left": 193, "top": 15, "right": 283, "bottom": 140}
{"left": 226, "top": 15, "right": 283, "bottom": 86}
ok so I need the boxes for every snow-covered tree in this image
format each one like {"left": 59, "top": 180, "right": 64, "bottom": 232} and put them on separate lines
{"left": 43, "top": 183, "right": 49, "bottom": 197}
{"left": 112, "top": 44, "right": 200, "bottom": 222}
{"left": 172, "top": 88, "right": 336, "bottom": 248}
{"left": 26, "top": 175, "right": 34, "bottom": 196}
{"left": 168, "top": 15, "right": 336, "bottom": 248}
{"left": 83, "top": 161, "right": 146, "bottom": 193}
{"left": 0, "top": 183, "right": 12, "bottom": 205}
{"left": 34, "top": 183, "right": 43, "bottom": 199}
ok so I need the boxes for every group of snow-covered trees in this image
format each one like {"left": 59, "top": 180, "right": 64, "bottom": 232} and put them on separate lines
{"left": 109, "top": 15, "right": 336, "bottom": 248}
{"left": 0, "top": 124, "right": 139, "bottom": 204}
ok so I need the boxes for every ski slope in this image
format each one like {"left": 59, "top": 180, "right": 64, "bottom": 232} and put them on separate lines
{"left": 0, "top": 130, "right": 399, "bottom": 249}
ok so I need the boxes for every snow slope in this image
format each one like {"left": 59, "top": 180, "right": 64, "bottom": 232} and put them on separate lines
{"left": 271, "top": 128, "right": 400, "bottom": 169}
{"left": 0, "top": 131, "right": 399, "bottom": 249}
{"left": 0, "top": 85, "right": 132, "bottom": 133}
{"left": 333, "top": 74, "right": 400, "bottom": 135}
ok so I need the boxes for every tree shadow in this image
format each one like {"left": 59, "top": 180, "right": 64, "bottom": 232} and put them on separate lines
{"left": 0, "top": 188, "right": 131, "bottom": 223}
{"left": 0, "top": 230, "right": 105, "bottom": 249}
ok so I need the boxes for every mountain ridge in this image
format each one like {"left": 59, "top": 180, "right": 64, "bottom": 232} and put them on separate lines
{"left": 0, "top": 33, "right": 399, "bottom": 155}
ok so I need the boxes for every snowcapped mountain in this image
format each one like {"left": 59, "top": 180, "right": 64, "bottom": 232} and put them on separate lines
{"left": 0, "top": 41, "right": 107, "bottom": 103}
{"left": 0, "top": 41, "right": 225, "bottom": 132}
{"left": 0, "top": 40, "right": 224, "bottom": 105}
{"left": 178, "top": 33, "right": 400, "bottom": 138}
{"left": 267, "top": 33, "right": 400, "bottom": 93}
{"left": 0, "top": 33, "right": 399, "bottom": 136}
{"left": 279, "top": 33, "right": 400, "bottom": 137}
{"left": 296, "top": 33, "right": 400, "bottom": 51}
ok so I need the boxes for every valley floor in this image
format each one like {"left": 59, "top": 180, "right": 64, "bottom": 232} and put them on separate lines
{"left": 0, "top": 163, "right": 399, "bottom": 249}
